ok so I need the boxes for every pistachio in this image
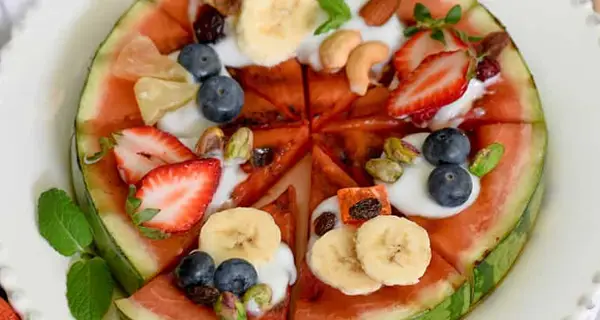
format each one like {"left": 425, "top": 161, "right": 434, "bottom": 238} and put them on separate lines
{"left": 225, "top": 127, "right": 253, "bottom": 162}
{"left": 196, "top": 127, "right": 225, "bottom": 156}
{"left": 365, "top": 158, "right": 403, "bottom": 183}
{"left": 469, "top": 143, "right": 504, "bottom": 178}
{"left": 214, "top": 291, "right": 247, "bottom": 320}
{"left": 242, "top": 284, "right": 272, "bottom": 315}
{"left": 384, "top": 137, "right": 419, "bottom": 164}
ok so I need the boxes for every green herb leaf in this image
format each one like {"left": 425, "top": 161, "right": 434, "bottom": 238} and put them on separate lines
{"left": 125, "top": 185, "right": 141, "bottom": 215}
{"left": 468, "top": 35, "right": 484, "bottom": 42}
{"left": 138, "top": 227, "right": 170, "bottom": 240}
{"left": 404, "top": 25, "right": 421, "bottom": 38}
{"left": 444, "top": 5, "right": 462, "bottom": 25}
{"left": 37, "top": 188, "right": 93, "bottom": 257}
{"left": 430, "top": 28, "right": 446, "bottom": 45}
{"left": 83, "top": 137, "right": 114, "bottom": 165}
{"left": 67, "top": 258, "right": 114, "bottom": 320}
{"left": 413, "top": 3, "right": 432, "bottom": 22}
{"left": 314, "top": 0, "right": 351, "bottom": 35}
{"left": 132, "top": 208, "right": 161, "bottom": 225}
{"left": 469, "top": 143, "right": 505, "bottom": 177}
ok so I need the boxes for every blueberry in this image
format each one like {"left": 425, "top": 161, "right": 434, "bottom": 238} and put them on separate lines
{"left": 178, "top": 44, "right": 221, "bottom": 81}
{"left": 198, "top": 76, "right": 244, "bottom": 123}
{"left": 422, "top": 128, "right": 471, "bottom": 166}
{"left": 428, "top": 164, "right": 473, "bottom": 207}
{"left": 175, "top": 251, "right": 216, "bottom": 289}
{"left": 214, "top": 258, "right": 258, "bottom": 296}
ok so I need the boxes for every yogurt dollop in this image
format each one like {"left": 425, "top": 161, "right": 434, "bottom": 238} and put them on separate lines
{"left": 378, "top": 133, "right": 480, "bottom": 219}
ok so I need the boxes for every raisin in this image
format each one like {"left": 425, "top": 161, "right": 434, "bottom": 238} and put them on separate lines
{"left": 314, "top": 212, "right": 337, "bottom": 236}
{"left": 476, "top": 57, "right": 501, "bottom": 82}
{"left": 186, "top": 285, "right": 220, "bottom": 306}
{"left": 349, "top": 198, "right": 382, "bottom": 220}
{"left": 251, "top": 147, "right": 274, "bottom": 167}
{"left": 194, "top": 5, "right": 225, "bottom": 44}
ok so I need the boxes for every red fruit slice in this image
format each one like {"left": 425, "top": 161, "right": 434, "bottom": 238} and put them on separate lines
{"left": 347, "top": 86, "right": 390, "bottom": 118}
{"left": 113, "top": 126, "right": 196, "bottom": 185}
{"left": 387, "top": 50, "right": 472, "bottom": 122}
{"left": 0, "top": 299, "right": 19, "bottom": 320}
{"left": 396, "top": 0, "right": 476, "bottom": 23}
{"left": 393, "top": 29, "right": 467, "bottom": 80}
{"left": 225, "top": 89, "right": 299, "bottom": 129}
{"left": 306, "top": 69, "right": 358, "bottom": 130}
{"left": 337, "top": 185, "right": 392, "bottom": 225}
{"left": 136, "top": 159, "right": 221, "bottom": 233}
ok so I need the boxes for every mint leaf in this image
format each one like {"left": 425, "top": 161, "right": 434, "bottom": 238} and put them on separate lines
{"left": 67, "top": 258, "right": 114, "bottom": 320}
{"left": 413, "top": 3, "right": 432, "bottom": 22}
{"left": 138, "top": 227, "right": 170, "bottom": 240}
{"left": 132, "top": 208, "right": 161, "bottom": 225}
{"left": 37, "top": 189, "right": 93, "bottom": 256}
{"left": 314, "top": 0, "right": 351, "bottom": 35}
{"left": 83, "top": 137, "right": 114, "bottom": 165}
{"left": 404, "top": 25, "right": 421, "bottom": 37}
{"left": 444, "top": 5, "right": 462, "bottom": 25}
{"left": 125, "top": 185, "right": 141, "bottom": 215}
{"left": 468, "top": 35, "right": 484, "bottom": 42}
{"left": 430, "top": 28, "right": 446, "bottom": 45}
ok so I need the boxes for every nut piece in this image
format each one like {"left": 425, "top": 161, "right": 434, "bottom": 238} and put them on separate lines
{"left": 359, "top": 0, "right": 399, "bottom": 26}
{"left": 242, "top": 284, "right": 273, "bottom": 315}
{"left": 477, "top": 32, "right": 510, "bottom": 59}
{"left": 313, "top": 212, "right": 337, "bottom": 236}
{"left": 196, "top": 127, "right": 226, "bottom": 156}
{"left": 186, "top": 285, "right": 220, "bottom": 306}
{"left": 319, "top": 30, "right": 363, "bottom": 72}
{"left": 346, "top": 41, "right": 390, "bottom": 96}
{"left": 384, "top": 137, "right": 420, "bottom": 164}
{"left": 349, "top": 198, "right": 382, "bottom": 220}
{"left": 225, "top": 127, "right": 254, "bottom": 162}
{"left": 365, "top": 158, "right": 403, "bottom": 183}
{"left": 214, "top": 291, "right": 246, "bottom": 320}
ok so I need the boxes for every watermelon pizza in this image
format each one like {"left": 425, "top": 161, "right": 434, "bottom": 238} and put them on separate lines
{"left": 71, "top": 0, "right": 547, "bottom": 318}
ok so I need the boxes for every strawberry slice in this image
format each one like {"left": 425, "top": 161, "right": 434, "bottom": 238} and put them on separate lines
{"left": 387, "top": 50, "right": 472, "bottom": 123}
{"left": 393, "top": 29, "right": 467, "bottom": 80}
{"left": 113, "top": 126, "right": 196, "bottom": 184}
{"left": 136, "top": 159, "right": 222, "bottom": 233}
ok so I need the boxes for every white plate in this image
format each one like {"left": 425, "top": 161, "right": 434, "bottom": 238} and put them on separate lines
{"left": 0, "top": 0, "right": 598, "bottom": 319}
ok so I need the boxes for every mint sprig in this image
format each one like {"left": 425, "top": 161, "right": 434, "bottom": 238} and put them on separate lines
{"left": 125, "top": 185, "right": 169, "bottom": 240}
{"left": 37, "top": 188, "right": 114, "bottom": 320}
{"left": 314, "top": 0, "right": 352, "bottom": 35}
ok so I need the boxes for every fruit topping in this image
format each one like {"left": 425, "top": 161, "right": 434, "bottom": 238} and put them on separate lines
{"left": 359, "top": 0, "right": 399, "bottom": 26}
{"left": 175, "top": 251, "right": 216, "bottom": 289}
{"left": 204, "top": 0, "right": 241, "bottom": 17}
{"left": 337, "top": 185, "right": 392, "bottom": 225}
{"left": 365, "top": 158, "right": 403, "bottom": 183}
{"left": 387, "top": 50, "right": 473, "bottom": 123}
{"left": 355, "top": 215, "right": 431, "bottom": 286}
{"left": 193, "top": 5, "right": 226, "bottom": 44}
{"left": 112, "top": 126, "right": 196, "bottom": 185}
{"left": 225, "top": 127, "right": 253, "bottom": 162}
{"left": 313, "top": 212, "right": 337, "bottom": 237}
{"left": 319, "top": 30, "right": 362, "bottom": 72}
{"left": 422, "top": 127, "right": 470, "bottom": 166}
{"left": 178, "top": 44, "right": 222, "bottom": 82}
{"left": 199, "top": 208, "right": 281, "bottom": 265}
{"left": 112, "top": 35, "right": 188, "bottom": 82}
{"left": 196, "top": 127, "right": 226, "bottom": 156}
{"left": 475, "top": 57, "right": 501, "bottom": 82}
{"left": 83, "top": 137, "right": 114, "bottom": 165}
{"left": 427, "top": 164, "right": 473, "bottom": 207}
{"left": 242, "top": 284, "right": 273, "bottom": 315}
{"left": 186, "top": 285, "right": 221, "bottom": 306}
{"left": 214, "top": 258, "right": 259, "bottom": 296}
{"left": 469, "top": 143, "right": 505, "bottom": 178}
{"left": 134, "top": 77, "right": 199, "bottom": 125}
{"left": 308, "top": 227, "right": 382, "bottom": 295}
{"left": 250, "top": 147, "right": 274, "bottom": 168}
{"left": 315, "top": 0, "right": 351, "bottom": 35}
{"left": 476, "top": 31, "right": 511, "bottom": 60}
{"left": 198, "top": 76, "right": 244, "bottom": 123}
{"left": 132, "top": 158, "right": 222, "bottom": 233}
{"left": 384, "top": 137, "right": 420, "bottom": 164}
{"left": 214, "top": 291, "right": 247, "bottom": 320}
{"left": 346, "top": 41, "right": 390, "bottom": 95}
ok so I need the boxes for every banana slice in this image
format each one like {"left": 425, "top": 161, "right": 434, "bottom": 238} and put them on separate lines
{"left": 199, "top": 208, "right": 281, "bottom": 265}
{"left": 308, "top": 227, "right": 382, "bottom": 295}
{"left": 235, "top": 0, "right": 319, "bottom": 66}
{"left": 355, "top": 216, "right": 432, "bottom": 286}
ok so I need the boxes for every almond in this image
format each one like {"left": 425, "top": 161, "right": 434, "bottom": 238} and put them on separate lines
{"left": 359, "top": 0, "right": 399, "bottom": 26}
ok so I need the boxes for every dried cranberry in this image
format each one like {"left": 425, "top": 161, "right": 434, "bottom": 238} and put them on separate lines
{"left": 314, "top": 212, "right": 337, "bottom": 236}
{"left": 251, "top": 147, "right": 274, "bottom": 167}
{"left": 186, "top": 285, "right": 220, "bottom": 305}
{"left": 349, "top": 198, "right": 382, "bottom": 220}
{"left": 194, "top": 5, "right": 225, "bottom": 44}
{"left": 476, "top": 57, "right": 501, "bottom": 82}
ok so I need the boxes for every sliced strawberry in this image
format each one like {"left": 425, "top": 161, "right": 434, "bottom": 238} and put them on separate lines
{"left": 113, "top": 126, "right": 196, "bottom": 184}
{"left": 136, "top": 159, "right": 222, "bottom": 233}
{"left": 393, "top": 29, "right": 467, "bottom": 80}
{"left": 387, "top": 50, "right": 472, "bottom": 123}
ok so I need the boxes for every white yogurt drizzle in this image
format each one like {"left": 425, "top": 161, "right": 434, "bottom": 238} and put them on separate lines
{"left": 202, "top": 153, "right": 249, "bottom": 218}
{"left": 377, "top": 132, "right": 480, "bottom": 219}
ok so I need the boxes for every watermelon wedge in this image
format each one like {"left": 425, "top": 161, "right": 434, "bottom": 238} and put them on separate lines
{"left": 397, "top": 0, "right": 477, "bottom": 22}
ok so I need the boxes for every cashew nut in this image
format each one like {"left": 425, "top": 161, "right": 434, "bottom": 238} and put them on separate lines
{"left": 319, "top": 30, "right": 363, "bottom": 72}
{"left": 346, "top": 41, "right": 390, "bottom": 96}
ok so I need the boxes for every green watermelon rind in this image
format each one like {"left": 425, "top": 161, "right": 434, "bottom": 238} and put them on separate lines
{"left": 411, "top": 282, "right": 472, "bottom": 320}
